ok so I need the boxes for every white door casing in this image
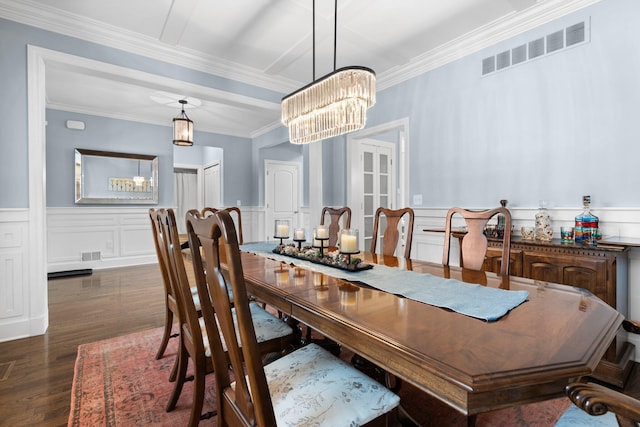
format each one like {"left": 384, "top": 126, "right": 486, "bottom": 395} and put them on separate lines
{"left": 355, "top": 140, "right": 395, "bottom": 252}
{"left": 204, "top": 162, "right": 221, "bottom": 208}
{"left": 347, "top": 119, "right": 409, "bottom": 252}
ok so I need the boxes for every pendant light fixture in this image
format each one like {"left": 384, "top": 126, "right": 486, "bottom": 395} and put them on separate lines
{"left": 173, "top": 99, "right": 193, "bottom": 146}
{"left": 281, "top": 0, "right": 376, "bottom": 144}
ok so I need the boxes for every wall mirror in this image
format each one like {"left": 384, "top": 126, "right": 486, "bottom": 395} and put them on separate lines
{"left": 75, "top": 148, "right": 158, "bottom": 204}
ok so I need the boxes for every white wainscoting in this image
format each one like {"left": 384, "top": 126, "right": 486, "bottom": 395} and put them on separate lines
{"left": 46, "top": 206, "right": 273, "bottom": 273}
{"left": 47, "top": 207, "right": 157, "bottom": 273}
{"left": 0, "top": 209, "right": 30, "bottom": 342}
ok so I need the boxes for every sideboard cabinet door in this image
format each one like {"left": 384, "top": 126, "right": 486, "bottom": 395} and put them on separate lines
{"left": 484, "top": 247, "right": 523, "bottom": 276}
{"left": 522, "top": 252, "right": 608, "bottom": 304}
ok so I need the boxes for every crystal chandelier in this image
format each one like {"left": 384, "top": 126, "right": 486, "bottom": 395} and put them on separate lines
{"left": 281, "top": 0, "right": 376, "bottom": 145}
{"left": 173, "top": 99, "right": 193, "bottom": 146}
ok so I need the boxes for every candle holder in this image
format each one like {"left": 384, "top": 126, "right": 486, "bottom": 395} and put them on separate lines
{"left": 339, "top": 228, "right": 360, "bottom": 264}
{"left": 293, "top": 228, "right": 306, "bottom": 250}
{"left": 312, "top": 226, "right": 329, "bottom": 257}
{"left": 274, "top": 219, "right": 290, "bottom": 245}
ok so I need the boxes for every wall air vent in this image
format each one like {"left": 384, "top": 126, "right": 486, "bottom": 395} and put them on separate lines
{"left": 512, "top": 44, "right": 527, "bottom": 65}
{"left": 481, "top": 19, "right": 590, "bottom": 76}
{"left": 496, "top": 50, "right": 510, "bottom": 70}
{"left": 528, "top": 38, "right": 545, "bottom": 59}
{"left": 566, "top": 21, "right": 586, "bottom": 46}
{"left": 482, "top": 56, "right": 496, "bottom": 75}
{"left": 546, "top": 30, "right": 564, "bottom": 53}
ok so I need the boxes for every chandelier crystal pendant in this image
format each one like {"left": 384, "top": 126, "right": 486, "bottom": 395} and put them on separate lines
{"left": 281, "top": 0, "right": 376, "bottom": 144}
{"left": 173, "top": 99, "right": 193, "bottom": 146}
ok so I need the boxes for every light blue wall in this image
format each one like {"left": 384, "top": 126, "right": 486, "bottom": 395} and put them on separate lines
{"left": 365, "top": 0, "right": 640, "bottom": 209}
{"left": 189, "top": 130, "right": 253, "bottom": 206}
{"left": 46, "top": 110, "right": 174, "bottom": 206}
{"left": 4, "top": 0, "right": 640, "bottom": 210}
{"left": 45, "top": 110, "right": 253, "bottom": 207}
{"left": 0, "top": 16, "right": 280, "bottom": 208}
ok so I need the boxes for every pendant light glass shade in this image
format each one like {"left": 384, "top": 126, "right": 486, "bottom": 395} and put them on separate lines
{"left": 173, "top": 99, "right": 193, "bottom": 146}
{"left": 281, "top": 0, "right": 376, "bottom": 144}
{"left": 281, "top": 66, "right": 376, "bottom": 144}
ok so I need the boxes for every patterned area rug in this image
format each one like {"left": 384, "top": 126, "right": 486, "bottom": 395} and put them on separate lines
{"left": 68, "top": 327, "right": 570, "bottom": 426}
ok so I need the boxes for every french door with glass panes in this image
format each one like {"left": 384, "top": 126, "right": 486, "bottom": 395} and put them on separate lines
{"left": 359, "top": 140, "right": 395, "bottom": 252}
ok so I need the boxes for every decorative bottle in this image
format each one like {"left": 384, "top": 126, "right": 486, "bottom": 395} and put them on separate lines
{"left": 576, "top": 196, "right": 599, "bottom": 246}
{"left": 534, "top": 201, "right": 553, "bottom": 241}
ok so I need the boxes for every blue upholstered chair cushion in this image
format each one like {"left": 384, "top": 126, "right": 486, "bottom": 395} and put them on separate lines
{"left": 199, "top": 302, "right": 293, "bottom": 356}
{"left": 555, "top": 403, "right": 618, "bottom": 427}
{"left": 261, "top": 343, "right": 400, "bottom": 426}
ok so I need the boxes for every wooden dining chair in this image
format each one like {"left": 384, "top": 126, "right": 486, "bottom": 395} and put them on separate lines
{"left": 186, "top": 209, "right": 400, "bottom": 427}
{"left": 442, "top": 206, "right": 512, "bottom": 276}
{"left": 202, "top": 206, "right": 243, "bottom": 245}
{"left": 320, "top": 206, "right": 351, "bottom": 247}
{"left": 158, "top": 208, "right": 298, "bottom": 427}
{"left": 556, "top": 382, "right": 640, "bottom": 426}
{"left": 554, "top": 320, "right": 640, "bottom": 427}
{"left": 148, "top": 208, "right": 200, "bottom": 370}
{"left": 371, "top": 207, "right": 415, "bottom": 258}
{"left": 154, "top": 208, "right": 214, "bottom": 424}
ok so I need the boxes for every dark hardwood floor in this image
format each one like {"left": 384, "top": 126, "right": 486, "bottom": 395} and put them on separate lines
{"left": 0, "top": 264, "right": 166, "bottom": 427}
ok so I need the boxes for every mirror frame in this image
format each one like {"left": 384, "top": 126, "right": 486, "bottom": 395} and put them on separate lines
{"left": 74, "top": 148, "right": 159, "bottom": 204}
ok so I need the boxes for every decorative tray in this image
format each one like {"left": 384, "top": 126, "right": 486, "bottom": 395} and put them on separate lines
{"left": 272, "top": 244, "right": 373, "bottom": 272}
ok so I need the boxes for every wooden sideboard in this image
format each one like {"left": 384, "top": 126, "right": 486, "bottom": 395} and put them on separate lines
{"left": 435, "top": 229, "right": 635, "bottom": 387}
{"left": 484, "top": 237, "right": 620, "bottom": 309}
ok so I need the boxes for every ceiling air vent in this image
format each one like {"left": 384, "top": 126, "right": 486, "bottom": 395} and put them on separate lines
{"left": 481, "top": 19, "right": 589, "bottom": 77}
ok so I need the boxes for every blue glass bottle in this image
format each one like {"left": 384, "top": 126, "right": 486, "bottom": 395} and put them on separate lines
{"left": 576, "top": 196, "right": 598, "bottom": 246}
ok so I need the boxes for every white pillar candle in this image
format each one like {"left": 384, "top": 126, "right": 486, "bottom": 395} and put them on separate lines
{"left": 341, "top": 234, "right": 357, "bottom": 252}
{"left": 276, "top": 224, "right": 289, "bottom": 237}
{"left": 316, "top": 227, "right": 327, "bottom": 238}
{"left": 295, "top": 229, "right": 305, "bottom": 240}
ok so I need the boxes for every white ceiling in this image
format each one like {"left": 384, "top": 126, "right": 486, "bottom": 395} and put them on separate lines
{"left": 0, "top": 0, "right": 600, "bottom": 138}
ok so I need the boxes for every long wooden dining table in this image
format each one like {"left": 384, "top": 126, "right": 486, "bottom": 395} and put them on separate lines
{"left": 236, "top": 245, "right": 622, "bottom": 420}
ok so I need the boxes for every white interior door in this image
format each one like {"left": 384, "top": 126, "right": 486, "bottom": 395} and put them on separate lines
{"left": 265, "top": 160, "right": 300, "bottom": 241}
{"left": 352, "top": 140, "right": 395, "bottom": 251}
{"left": 204, "top": 162, "right": 221, "bottom": 208}
{"left": 174, "top": 168, "right": 199, "bottom": 234}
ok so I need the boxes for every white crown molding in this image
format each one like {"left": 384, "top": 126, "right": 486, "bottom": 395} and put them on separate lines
{"left": 0, "top": 0, "right": 298, "bottom": 94}
{"left": 2, "top": 0, "right": 602, "bottom": 94}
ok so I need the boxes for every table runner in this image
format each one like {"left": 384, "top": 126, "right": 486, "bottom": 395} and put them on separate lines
{"left": 240, "top": 243, "right": 528, "bottom": 321}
